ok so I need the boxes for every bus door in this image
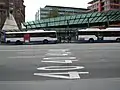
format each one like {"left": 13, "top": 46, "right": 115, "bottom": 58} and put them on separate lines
{"left": 97, "top": 32, "right": 103, "bottom": 41}
{"left": 24, "top": 33, "right": 30, "bottom": 43}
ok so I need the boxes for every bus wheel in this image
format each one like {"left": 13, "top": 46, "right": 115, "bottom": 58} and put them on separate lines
{"left": 89, "top": 38, "right": 94, "bottom": 43}
{"left": 43, "top": 39, "right": 48, "bottom": 44}
{"left": 16, "top": 40, "right": 22, "bottom": 45}
{"left": 7, "top": 40, "right": 10, "bottom": 43}
{"left": 116, "top": 38, "right": 120, "bottom": 42}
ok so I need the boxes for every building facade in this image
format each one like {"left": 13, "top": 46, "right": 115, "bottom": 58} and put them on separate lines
{"left": 35, "top": 5, "right": 89, "bottom": 20}
{"left": 87, "top": 0, "right": 120, "bottom": 12}
{"left": 0, "top": 0, "right": 25, "bottom": 30}
{"left": 35, "top": 10, "right": 40, "bottom": 21}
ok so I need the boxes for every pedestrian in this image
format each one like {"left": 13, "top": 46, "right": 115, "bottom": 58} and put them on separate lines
{"left": 59, "top": 36, "right": 61, "bottom": 43}
{"left": 68, "top": 36, "right": 71, "bottom": 43}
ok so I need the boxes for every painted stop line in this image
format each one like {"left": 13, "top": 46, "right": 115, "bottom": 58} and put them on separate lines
{"left": 37, "top": 66, "right": 84, "bottom": 71}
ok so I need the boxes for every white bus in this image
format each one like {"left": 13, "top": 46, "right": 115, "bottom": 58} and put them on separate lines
{"left": 5, "top": 30, "right": 58, "bottom": 44}
{"left": 78, "top": 28, "right": 120, "bottom": 42}
{"left": 5, "top": 31, "right": 26, "bottom": 44}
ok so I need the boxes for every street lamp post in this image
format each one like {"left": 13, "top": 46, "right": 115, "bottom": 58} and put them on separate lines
{"left": 106, "top": 15, "right": 109, "bottom": 28}
{"left": 67, "top": 20, "right": 70, "bottom": 42}
{"left": 87, "top": 17, "right": 90, "bottom": 28}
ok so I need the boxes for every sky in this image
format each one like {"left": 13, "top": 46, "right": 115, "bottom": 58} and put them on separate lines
{"left": 24, "top": 0, "right": 91, "bottom": 22}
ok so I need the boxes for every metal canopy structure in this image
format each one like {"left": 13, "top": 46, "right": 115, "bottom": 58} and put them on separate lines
{"left": 23, "top": 10, "right": 120, "bottom": 29}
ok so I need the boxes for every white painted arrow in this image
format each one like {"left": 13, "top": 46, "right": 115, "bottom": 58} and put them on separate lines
{"left": 37, "top": 66, "right": 84, "bottom": 71}
{"left": 34, "top": 71, "right": 89, "bottom": 79}
{"left": 48, "top": 49, "right": 69, "bottom": 52}
{"left": 45, "top": 53, "right": 69, "bottom": 56}
{"left": 43, "top": 57, "right": 76, "bottom": 60}
{"left": 41, "top": 60, "right": 78, "bottom": 64}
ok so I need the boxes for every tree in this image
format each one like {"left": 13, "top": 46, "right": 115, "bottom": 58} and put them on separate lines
{"left": 47, "top": 8, "right": 59, "bottom": 18}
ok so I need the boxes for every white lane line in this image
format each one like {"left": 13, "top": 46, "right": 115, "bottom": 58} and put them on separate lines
{"left": 37, "top": 66, "right": 84, "bottom": 71}
{"left": 41, "top": 60, "right": 78, "bottom": 64}
{"left": 8, "top": 56, "right": 42, "bottom": 59}
{"left": 34, "top": 71, "right": 89, "bottom": 79}
{"left": 43, "top": 57, "right": 76, "bottom": 60}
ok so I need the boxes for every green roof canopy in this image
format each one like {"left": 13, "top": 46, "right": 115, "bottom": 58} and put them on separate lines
{"left": 23, "top": 10, "right": 120, "bottom": 29}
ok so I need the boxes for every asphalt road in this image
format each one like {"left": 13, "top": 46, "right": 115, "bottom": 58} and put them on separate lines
{"left": 0, "top": 43, "right": 120, "bottom": 90}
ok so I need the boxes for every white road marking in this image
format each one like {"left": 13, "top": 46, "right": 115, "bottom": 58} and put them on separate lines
{"left": 47, "top": 52, "right": 71, "bottom": 54}
{"left": 65, "top": 52, "right": 71, "bottom": 54}
{"left": 34, "top": 71, "right": 89, "bottom": 79}
{"left": 45, "top": 53, "right": 69, "bottom": 56}
{"left": 65, "top": 60, "right": 73, "bottom": 63}
{"left": 48, "top": 49, "right": 69, "bottom": 52}
{"left": 43, "top": 57, "right": 76, "bottom": 60}
{"left": 78, "top": 72, "right": 89, "bottom": 74}
{"left": 32, "top": 48, "right": 89, "bottom": 79}
{"left": 37, "top": 66, "right": 84, "bottom": 71}
{"left": 68, "top": 72, "right": 80, "bottom": 79}
{"left": 41, "top": 60, "right": 78, "bottom": 64}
